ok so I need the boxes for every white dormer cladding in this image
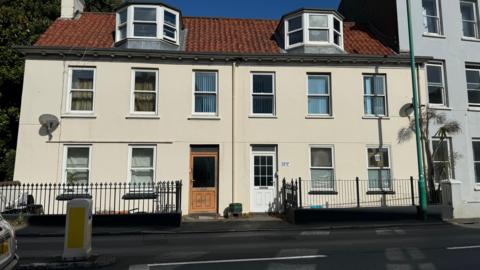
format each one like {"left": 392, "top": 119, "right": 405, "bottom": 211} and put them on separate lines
{"left": 284, "top": 11, "right": 344, "bottom": 50}
{"left": 116, "top": 4, "right": 180, "bottom": 44}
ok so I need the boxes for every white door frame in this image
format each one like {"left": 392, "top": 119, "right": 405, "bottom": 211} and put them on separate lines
{"left": 250, "top": 146, "right": 278, "bottom": 213}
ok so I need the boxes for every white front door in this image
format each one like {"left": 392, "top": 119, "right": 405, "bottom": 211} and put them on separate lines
{"left": 250, "top": 148, "right": 277, "bottom": 213}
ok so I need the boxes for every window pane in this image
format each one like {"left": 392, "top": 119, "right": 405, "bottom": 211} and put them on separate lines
{"left": 163, "top": 25, "right": 176, "bottom": 39}
{"left": 195, "top": 94, "right": 216, "bottom": 113}
{"left": 427, "top": 65, "right": 443, "bottom": 84}
{"left": 373, "top": 76, "right": 385, "bottom": 94}
{"left": 423, "top": 0, "right": 438, "bottom": 16}
{"left": 135, "top": 71, "right": 156, "bottom": 91}
{"left": 252, "top": 74, "right": 273, "bottom": 93}
{"left": 71, "top": 91, "right": 93, "bottom": 111}
{"left": 66, "top": 169, "right": 89, "bottom": 185}
{"left": 192, "top": 156, "right": 216, "bottom": 188}
{"left": 433, "top": 162, "right": 450, "bottom": 181}
{"left": 365, "top": 97, "right": 385, "bottom": 115}
{"left": 432, "top": 140, "right": 449, "bottom": 162}
{"left": 195, "top": 72, "right": 216, "bottom": 92}
{"left": 309, "top": 14, "right": 328, "bottom": 28}
{"left": 463, "top": 21, "right": 477, "bottom": 37}
{"left": 334, "top": 18, "right": 341, "bottom": 32}
{"left": 368, "top": 169, "right": 391, "bottom": 189}
{"left": 311, "top": 148, "right": 332, "bottom": 167}
{"left": 134, "top": 93, "right": 156, "bottom": 112}
{"left": 288, "top": 16, "right": 302, "bottom": 31}
{"left": 131, "top": 169, "right": 154, "bottom": 185}
{"left": 134, "top": 7, "right": 156, "bottom": 21}
{"left": 308, "top": 76, "right": 328, "bottom": 94}
{"left": 67, "top": 148, "right": 89, "bottom": 168}
{"left": 309, "top": 29, "right": 329, "bottom": 41}
{"left": 428, "top": 86, "right": 444, "bottom": 104}
{"left": 72, "top": 70, "right": 94, "bottom": 90}
{"left": 368, "top": 148, "right": 389, "bottom": 168}
{"left": 311, "top": 169, "right": 334, "bottom": 189}
{"left": 134, "top": 23, "right": 157, "bottom": 37}
{"left": 426, "top": 17, "right": 440, "bottom": 33}
{"left": 253, "top": 96, "right": 273, "bottom": 114}
{"left": 119, "top": 9, "right": 127, "bottom": 24}
{"left": 164, "top": 10, "right": 176, "bottom": 26}
{"left": 288, "top": 30, "right": 303, "bottom": 45}
{"left": 119, "top": 25, "right": 127, "bottom": 40}
{"left": 364, "top": 77, "right": 373, "bottom": 95}
{"left": 308, "top": 97, "right": 330, "bottom": 114}
{"left": 473, "top": 141, "right": 480, "bottom": 161}
{"left": 468, "top": 90, "right": 480, "bottom": 104}
{"left": 461, "top": 3, "right": 475, "bottom": 21}
{"left": 475, "top": 164, "right": 480, "bottom": 183}
{"left": 334, "top": 32, "right": 341, "bottom": 45}
{"left": 132, "top": 148, "right": 154, "bottom": 168}
{"left": 467, "top": 70, "right": 480, "bottom": 84}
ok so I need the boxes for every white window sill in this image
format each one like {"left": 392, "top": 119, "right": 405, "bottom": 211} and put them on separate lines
{"left": 468, "top": 107, "right": 480, "bottom": 112}
{"left": 61, "top": 114, "right": 97, "bottom": 119}
{"left": 126, "top": 115, "right": 160, "bottom": 120}
{"left": 248, "top": 115, "right": 277, "bottom": 119}
{"left": 305, "top": 115, "right": 334, "bottom": 119}
{"left": 188, "top": 115, "right": 221, "bottom": 120}
{"left": 428, "top": 106, "right": 452, "bottom": 111}
{"left": 423, "top": 33, "right": 446, "bottom": 39}
{"left": 462, "top": 37, "right": 480, "bottom": 43}
{"left": 474, "top": 185, "right": 480, "bottom": 191}
{"left": 362, "top": 116, "right": 390, "bottom": 120}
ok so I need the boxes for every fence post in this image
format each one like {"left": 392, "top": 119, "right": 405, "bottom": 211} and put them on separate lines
{"left": 298, "top": 177, "right": 303, "bottom": 209}
{"left": 410, "top": 176, "right": 415, "bottom": 206}
{"left": 175, "top": 180, "right": 181, "bottom": 213}
{"left": 356, "top": 177, "right": 360, "bottom": 208}
{"left": 282, "top": 178, "right": 286, "bottom": 213}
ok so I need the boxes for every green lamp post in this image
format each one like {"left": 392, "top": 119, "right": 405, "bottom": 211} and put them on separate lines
{"left": 406, "top": 0, "right": 428, "bottom": 219}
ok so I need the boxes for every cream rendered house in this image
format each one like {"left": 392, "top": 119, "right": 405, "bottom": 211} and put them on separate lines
{"left": 14, "top": 0, "right": 429, "bottom": 215}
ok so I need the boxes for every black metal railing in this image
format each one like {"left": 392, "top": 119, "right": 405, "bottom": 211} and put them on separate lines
{"left": 0, "top": 181, "right": 182, "bottom": 215}
{"left": 283, "top": 177, "right": 418, "bottom": 210}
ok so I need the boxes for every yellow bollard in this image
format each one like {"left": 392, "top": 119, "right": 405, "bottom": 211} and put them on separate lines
{"left": 62, "top": 199, "right": 92, "bottom": 261}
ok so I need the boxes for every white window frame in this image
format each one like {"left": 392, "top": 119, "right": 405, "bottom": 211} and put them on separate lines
{"left": 309, "top": 145, "right": 335, "bottom": 191}
{"left": 432, "top": 138, "right": 454, "bottom": 181}
{"left": 286, "top": 15, "right": 304, "bottom": 48}
{"left": 426, "top": 62, "right": 448, "bottom": 107}
{"left": 67, "top": 67, "right": 96, "bottom": 114}
{"left": 127, "top": 145, "right": 157, "bottom": 186}
{"left": 192, "top": 71, "right": 218, "bottom": 116}
{"left": 307, "top": 74, "right": 332, "bottom": 116}
{"left": 308, "top": 14, "right": 330, "bottom": 44}
{"left": 251, "top": 72, "right": 276, "bottom": 116}
{"left": 115, "top": 5, "right": 180, "bottom": 44}
{"left": 116, "top": 8, "right": 128, "bottom": 41}
{"left": 363, "top": 74, "right": 388, "bottom": 117}
{"left": 132, "top": 5, "right": 158, "bottom": 39}
{"left": 163, "top": 8, "right": 178, "bottom": 42}
{"left": 466, "top": 66, "right": 480, "bottom": 107}
{"left": 461, "top": 0, "right": 480, "bottom": 39}
{"left": 284, "top": 13, "right": 343, "bottom": 50}
{"left": 472, "top": 139, "right": 480, "bottom": 184}
{"left": 422, "top": 0, "right": 443, "bottom": 35}
{"left": 62, "top": 145, "right": 92, "bottom": 185}
{"left": 366, "top": 146, "right": 392, "bottom": 191}
{"left": 130, "top": 69, "right": 159, "bottom": 115}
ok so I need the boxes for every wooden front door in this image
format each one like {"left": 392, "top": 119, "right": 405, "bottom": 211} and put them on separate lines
{"left": 190, "top": 151, "right": 218, "bottom": 213}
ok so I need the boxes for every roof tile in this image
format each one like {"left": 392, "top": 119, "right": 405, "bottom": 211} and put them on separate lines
{"left": 34, "top": 13, "right": 395, "bottom": 56}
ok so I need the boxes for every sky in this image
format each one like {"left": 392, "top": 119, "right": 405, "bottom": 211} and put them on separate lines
{"left": 160, "top": 0, "right": 341, "bottom": 19}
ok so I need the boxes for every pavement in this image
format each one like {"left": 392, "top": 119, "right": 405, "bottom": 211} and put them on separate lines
{"left": 16, "top": 221, "right": 480, "bottom": 270}
{"left": 15, "top": 214, "right": 448, "bottom": 237}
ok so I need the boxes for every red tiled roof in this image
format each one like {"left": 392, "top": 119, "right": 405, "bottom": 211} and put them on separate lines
{"left": 34, "top": 13, "right": 395, "bottom": 56}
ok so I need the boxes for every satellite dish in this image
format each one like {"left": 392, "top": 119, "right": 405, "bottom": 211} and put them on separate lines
{"left": 38, "top": 114, "right": 60, "bottom": 140}
{"left": 399, "top": 103, "right": 414, "bottom": 118}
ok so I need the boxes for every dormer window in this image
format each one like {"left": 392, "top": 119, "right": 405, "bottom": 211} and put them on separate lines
{"left": 284, "top": 11, "right": 344, "bottom": 50}
{"left": 116, "top": 4, "right": 180, "bottom": 44}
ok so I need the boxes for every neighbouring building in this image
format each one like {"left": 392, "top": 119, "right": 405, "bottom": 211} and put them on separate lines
{"left": 339, "top": 0, "right": 480, "bottom": 218}
{"left": 14, "top": 0, "right": 428, "bottom": 215}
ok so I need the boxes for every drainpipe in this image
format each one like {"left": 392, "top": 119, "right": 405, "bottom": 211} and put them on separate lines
{"left": 231, "top": 60, "right": 236, "bottom": 204}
